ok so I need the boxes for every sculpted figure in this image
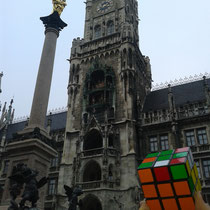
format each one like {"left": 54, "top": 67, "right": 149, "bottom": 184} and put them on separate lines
{"left": 64, "top": 185, "right": 83, "bottom": 210}
{"left": 52, "top": 0, "right": 67, "bottom": 15}
{"left": 8, "top": 163, "right": 48, "bottom": 210}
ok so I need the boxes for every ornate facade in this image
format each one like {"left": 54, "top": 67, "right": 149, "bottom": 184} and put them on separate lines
{"left": 58, "top": 0, "right": 151, "bottom": 209}
{"left": 0, "top": 0, "right": 210, "bottom": 209}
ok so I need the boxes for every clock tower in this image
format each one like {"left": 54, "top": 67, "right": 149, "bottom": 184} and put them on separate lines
{"left": 58, "top": 0, "right": 152, "bottom": 209}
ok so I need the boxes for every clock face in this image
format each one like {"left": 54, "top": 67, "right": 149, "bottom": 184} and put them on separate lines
{"left": 97, "top": 0, "right": 113, "bottom": 14}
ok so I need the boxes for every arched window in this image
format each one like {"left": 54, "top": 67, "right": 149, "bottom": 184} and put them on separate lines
{"left": 80, "top": 194, "right": 102, "bottom": 210}
{"left": 83, "top": 129, "right": 103, "bottom": 150}
{"left": 88, "top": 71, "right": 105, "bottom": 105}
{"left": 90, "top": 70, "right": 105, "bottom": 90}
{"left": 70, "top": 64, "right": 75, "bottom": 83}
{"left": 83, "top": 161, "right": 101, "bottom": 182}
{"left": 94, "top": 25, "right": 101, "bottom": 39}
{"left": 107, "top": 20, "right": 114, "bottom": 35}
{"left": 128, "top": 48, "right": 133, "bottom": 68}
{"left": 108, "top": 134, "right": 114, "bottom": 147}
{"left": 108, "top": 164, "right": 114, "bottom": 181}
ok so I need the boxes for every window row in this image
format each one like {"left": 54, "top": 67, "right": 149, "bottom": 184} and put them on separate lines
{"left": 50, "top": 152, "right": 63, "bottom": 168}
{"left": 48, "top": 178, "right": 57, "bottom": 195}
{"left": 94, "top": 21, "right": 114, "bottom": 39}
{"left": 195, "top": 159, "right": 210, "bottom": 179}
{"left": 185, "top": 127, "right": 208, "bottom": 146}
{"left": 149, "top": 134, "right": 169, "bottom": 152}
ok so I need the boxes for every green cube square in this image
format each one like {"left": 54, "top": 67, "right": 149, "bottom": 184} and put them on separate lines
{"left": 188, "top": 176, "right": 195, "bottom": 193}
{"left": 160, "top": 150, "right": 174, "bottom": 156}
{"left": 138, "top": 162, "right": 154, "bottom": 169}
{"left": 146, "top": 152, "right": 159, "bottom": 158}
{"left": 170, "top": 164, "right": 188, "bottom": 180}
{"left": 157, "top": 155, "right": 171, "bottom": 161}
{"left": 173, "top": 152, "right": 188, "bottom": 159}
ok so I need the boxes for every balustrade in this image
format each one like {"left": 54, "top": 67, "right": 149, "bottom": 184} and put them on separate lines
{"left": 81, "top": 147, "right": 118, "bottom": 157}
{"left": 78, "top": 181, "right": 101, "bottom": 189}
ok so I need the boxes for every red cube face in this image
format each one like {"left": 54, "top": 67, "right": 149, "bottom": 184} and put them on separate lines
{"left": 174, "top": 147, "right": 190, "bottom": 153}
{"left": 154, "top": 167, "right": 170, "bottom": 182}
{"left": 170, "top": 157, "right": 186, "bottom": 165}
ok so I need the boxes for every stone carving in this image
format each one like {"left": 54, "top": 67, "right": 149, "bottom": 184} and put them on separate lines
{"left": 8, "top": 163, "right": 48, "bottom": 210}
{"left": 113, "top": 196, "right": 124, "bottom": 210}
{"left": 64, "top": 185, "right": 83, "bottom": 210}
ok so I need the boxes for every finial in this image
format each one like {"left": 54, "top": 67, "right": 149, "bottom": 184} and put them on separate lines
{"left": 10, "top": 98, "right": 14, "bottom": 106}
{"left": 0, "top": 71, "right": 3, "bottom": 93}
{"left": 203, "top": 76, "right": 207, "bottom": 86}
{"left": 168, "top": 84, "right": 172, "bottom": 93}
{"left": 52, "top": 0, "right": 67, "bottom": 16}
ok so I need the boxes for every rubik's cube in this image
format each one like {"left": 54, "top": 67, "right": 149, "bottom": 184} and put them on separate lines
{"left": 138, "top": 147, "right": 201, "bottom": 210}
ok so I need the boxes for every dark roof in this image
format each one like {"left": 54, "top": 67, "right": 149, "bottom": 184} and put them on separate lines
{"left": 5, "top": 111, "right": 67, "bottom": 140}
{"left": 143, "top": 78, "right": 210, "bottom": 112}
{"left": 49, "top": 111, "right": 67, "bottom": 131}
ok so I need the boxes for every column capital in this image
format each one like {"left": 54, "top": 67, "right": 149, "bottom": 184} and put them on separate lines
{"left": 40, "top": 11, "right": 67, "bottom": 32}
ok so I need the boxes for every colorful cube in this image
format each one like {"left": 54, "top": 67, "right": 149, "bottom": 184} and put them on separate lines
{"left": 137, "top": 147, "right": 201, "bottom": 210}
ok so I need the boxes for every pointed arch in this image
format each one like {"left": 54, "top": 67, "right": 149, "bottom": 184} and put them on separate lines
{"left": 83, "top": 160, "right": 102, "bottom": 182}
{"left": 108, "top": 164, "right": 114, "bottom": 181}
{"left": 107, "top": 20, "right": 114, "bottom": 35}
{"left": 80, "top": 194, "right": 102, "bottom": 210}
{"left": 94, "top": 25, "right": 101, "bottom": 39}
{"left": 83, "top": 129, "right": 103, "bottom": 150}
{"left": 128, "top": 48, "right": 133, "bottom": 68}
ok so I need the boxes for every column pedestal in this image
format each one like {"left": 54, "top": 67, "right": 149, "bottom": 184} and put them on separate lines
{"left": 0, "top": 139, "right": 57, "bottom": 209}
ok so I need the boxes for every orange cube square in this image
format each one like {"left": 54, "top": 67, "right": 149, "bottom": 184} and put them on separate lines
{"left": 146, "top": 199, "right": 162, "bottom": 210}
{"left": 157, "top": 183, "right": 174, "bottom": 197}
{"left": 142, "top": 184, "right": 157, "bottom": 198}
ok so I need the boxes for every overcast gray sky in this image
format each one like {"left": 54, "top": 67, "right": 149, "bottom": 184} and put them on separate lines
{"left": 0, "top": 0, "right": 210, "bottom": 119}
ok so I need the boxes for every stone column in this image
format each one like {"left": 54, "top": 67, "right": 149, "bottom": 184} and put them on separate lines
{"left": 0, "top": 12, "right": 67, "bottom": 210}
{"left": 28, "top": 28, "right": 58, "bottom": 131}
{"left": 25, "top": 11, "right": 67, "bottom": 136}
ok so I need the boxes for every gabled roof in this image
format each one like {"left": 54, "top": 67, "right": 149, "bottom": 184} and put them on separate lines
{"left": 5, "top": 111, "right": 67, "bottom": 140}
{"left": 143, "top": 78, "right": 210, "bottom": 112}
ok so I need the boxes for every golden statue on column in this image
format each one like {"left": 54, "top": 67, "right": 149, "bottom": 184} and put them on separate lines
{"left": 52, "top": 0, "right": 67, "bottom": 16}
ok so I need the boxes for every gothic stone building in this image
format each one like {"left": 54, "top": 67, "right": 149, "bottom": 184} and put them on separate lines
{"left": 1, "top": 0, "right": 210, "bottom": 209}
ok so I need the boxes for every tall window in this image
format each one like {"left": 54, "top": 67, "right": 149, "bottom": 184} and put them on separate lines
{"left": 149, "top": 136, "right": 158, "bottom": 152}
{"left": 51, "top": 155, "right": 58, "bottom": 167}
{"left": 160, "top": 135, "right": 169, "bottom": 150}
{"left": 197, "top": 128, "right": 208, "bottom": 145}
{"left": 48, "top": 179, "right": 56, "bottom": 195}
{"left": 195, "top": 160, "right": 201, "bottom": 178}
{"left": 185, "top": 130, "right": 195, "bottom": 146}
{"left": 94, "top": 25, "right": 101, "bottom": 39}
{"left": 107, "top": 21, "right": 114, "bottom": 35}
{"left": 3, "top": 160, "right": 9, "bottom": 174}
{"left": 0, "top": 184, "right": 3, "bottom": 201}
{"left": 203, "top": 159, "right": 210, "bottom": 178}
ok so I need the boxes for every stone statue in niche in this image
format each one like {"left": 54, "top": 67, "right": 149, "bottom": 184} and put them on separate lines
{"left": 8, "top": 163, "right": 48, "bottom": 210}
{"left": 64, "top": 185, "right": 83, "bottom": 210}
